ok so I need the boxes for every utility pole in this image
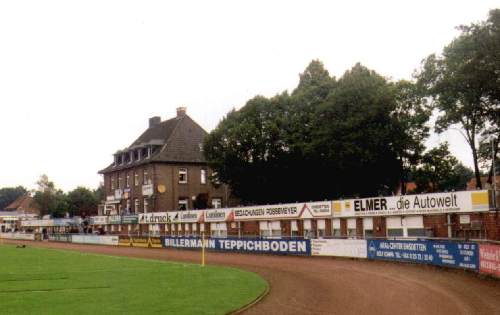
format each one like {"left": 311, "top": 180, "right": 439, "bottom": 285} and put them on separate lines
{"left": 492, "top": 137, "right": 497, "bottom": 210}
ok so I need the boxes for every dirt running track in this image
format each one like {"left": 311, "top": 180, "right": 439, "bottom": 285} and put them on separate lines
{"left": 4, "top": 240, "right": 500, "bottom": 315}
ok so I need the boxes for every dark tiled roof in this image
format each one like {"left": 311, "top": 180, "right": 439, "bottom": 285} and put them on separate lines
{"left": 130, "top": 117, "right": 179, "bottom": 147}
{"left": 99, "top": 114, "right": 207, "bottom": 174}
{"left": 5, "top": 194, "right": 40, "bottom": 214}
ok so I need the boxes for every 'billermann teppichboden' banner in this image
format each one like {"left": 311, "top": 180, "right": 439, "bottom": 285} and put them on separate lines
{"left": 333, "top": 190, "right": 490, "bottom": 217}
{"left": 162, "top": 237, "right": 311, "bottom": 255}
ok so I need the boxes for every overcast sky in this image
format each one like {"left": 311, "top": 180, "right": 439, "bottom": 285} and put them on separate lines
{"left": 0, "top": 1, "right": 498, "bottom": 191}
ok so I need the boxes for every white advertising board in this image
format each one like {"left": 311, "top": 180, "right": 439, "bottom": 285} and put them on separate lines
{"left": 233, "top": 201, "right": 331, "bottom": 221}
{"left": 311, "top": 239, "right": 367, "bottom": 258}
{"left": 332, "top": 190, "right": 490, "bottom": 218}
{"left": 90, "top": 216, "right": 108, "bottom": 225}
{"left": 0, "top": 233, "right": 36, "bottom": 240}
{"left": 205, "top": 209, "right": 233, "bottom": 222}
{"left": 71, "top": 235, "right": 119, "bottom": 245}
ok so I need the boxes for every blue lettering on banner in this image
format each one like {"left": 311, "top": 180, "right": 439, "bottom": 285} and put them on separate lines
{"left": 162, "top": 237, "right": 311, "bottom": 256}
{"left": 367, "top": 239, "right": 478, "bottom": 270}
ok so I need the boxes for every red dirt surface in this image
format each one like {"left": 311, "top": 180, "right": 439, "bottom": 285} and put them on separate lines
{"left": 4, "top": 240, "right": 500, "bottom": 315}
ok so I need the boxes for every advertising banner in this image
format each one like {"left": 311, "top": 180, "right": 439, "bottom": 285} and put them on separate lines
{"left": 149, "top": 237, "right": 163, "bottom": 248}
{"left": 367, "top": 239, "right": 478, "bottom": 270}
{"left": 122, "top": 215, "right": 138, "bottom": 224}
{"left": 90, "top": 216, "right": 108, "bottom": 225}
{"left": 162, "top": 237, "right": 311, "bottom": 255}
{"left": 109, "top": 215, "right": 122, "bottom": 224}
{"left": 0, "top": 233, "right": 35, "bottom": 240}
{"left": 205, "top": 209, "right": 233, "bottom": 222}
{"left": 311, "top": 239, "right": 367, "bottom": 258}
{"left": 48, "top": 234, "right": 72, "bottom": 242}
{"left": 119, "top": 236, "right": 132, "bottom": 246}
{"left": 71, "top": 235, "right": 119, "bottom": 246}
{"left": 131, "top": 236, "right": 150, "bottom": 247}
{"left": 179, "top": 211, "right": 204, "bottom": 223}
{"left": 479, "top": 243, "right": 500, "bottom": 277}
{"left": 139, "top": 212, "right": 177, "bottom": 224}
{"left": 335, "top": 190, "right": 490, "bottom": 217}
{"left": 233, "top": 202, "right": 331, "bottom": 221}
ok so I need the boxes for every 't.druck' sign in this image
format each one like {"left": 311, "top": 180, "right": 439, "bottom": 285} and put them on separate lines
{"left": 162, "top": 237, "right": 311, "bottom": 255}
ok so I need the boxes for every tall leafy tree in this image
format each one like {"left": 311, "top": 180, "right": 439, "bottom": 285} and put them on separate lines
{"left": 0, "top": 186, "right": 28, "bottom": 210}
{"left": 417, "top": 9, "right": 500, "bottom": 189}
{"left": 205, "top": 62, "right": 417, "bottom": 203}
{"left": 391, "top": 80, "right": 431, "bottom": 194}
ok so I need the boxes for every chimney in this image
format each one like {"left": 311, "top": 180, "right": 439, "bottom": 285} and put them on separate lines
{"left": 149, "top": 116, "right": 161, "bottom": 128}
{"left": 176, "top": 106, "right": 187, "bottom": 117}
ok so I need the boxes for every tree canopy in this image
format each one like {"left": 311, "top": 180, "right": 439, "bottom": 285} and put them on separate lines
{"left": 417, "top": 9, "right": 500, "bottom": 189}
{"left": 204, "top": 62, "right": 430, "bottom": 204}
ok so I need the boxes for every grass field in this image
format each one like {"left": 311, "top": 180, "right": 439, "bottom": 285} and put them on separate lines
{"left": 0, "top": 244, "right": 267, "bottom": 315}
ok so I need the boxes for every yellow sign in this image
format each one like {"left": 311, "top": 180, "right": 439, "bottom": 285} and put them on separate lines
{"left": 157, "top": 185, "right": 166, "bottom": 193}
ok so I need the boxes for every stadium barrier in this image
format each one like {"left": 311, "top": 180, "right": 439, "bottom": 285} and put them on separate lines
{"left": 32, "top": 233, "right": 500, "bottom": 278}
{"left": 0, "top": 232, "right": 36, "bottom": 241}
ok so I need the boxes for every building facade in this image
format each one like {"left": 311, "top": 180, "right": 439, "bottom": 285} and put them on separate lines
{"left": 98, "top": 107, "right": 231, "bottom": 218}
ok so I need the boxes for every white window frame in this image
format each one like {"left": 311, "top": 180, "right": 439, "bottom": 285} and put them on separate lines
{"left": 143, "top": 198, "right": 149, "bottom": 213}
{"left": 201, "top": 169, "right": 207, "bottom": 184}
{"left": 179, "top": 168, "right": 188, "bottom": 184}
{"left": 134, "top": 198, "right": 139, "bottom": 214}
{"left": 178, "top": 198, "right": 188, "bottom": 210}
{"left": 111, "top": 177, "right": 115, "bottom": 190}
{"left": 134, "top": 172, "right": 139, "bottom": 186}
{"left": 211, "top": 198, "right": 222, "bottom": 209}
{"left": 126, "top": 174, "right": 130, "bottom": 188}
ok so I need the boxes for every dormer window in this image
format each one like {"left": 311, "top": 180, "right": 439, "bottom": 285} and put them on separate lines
{"left": 134, "top": 150, "right": 139, "bottom": 161}
{"left": 129, "top": 151, "right": 133, "bottom": 163}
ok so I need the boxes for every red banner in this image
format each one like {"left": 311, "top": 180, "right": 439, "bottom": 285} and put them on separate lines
{"left": 479, "top": 244, "right": 500, "bottom": 277}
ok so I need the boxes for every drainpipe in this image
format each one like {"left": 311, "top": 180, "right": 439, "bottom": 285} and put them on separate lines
{"left": 447, "top": 214, "right": 452, "bottom": 238}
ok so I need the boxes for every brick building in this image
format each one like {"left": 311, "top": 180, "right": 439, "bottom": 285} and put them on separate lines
{"left": 98, "top": 107, "right": 231, "bottom": 218}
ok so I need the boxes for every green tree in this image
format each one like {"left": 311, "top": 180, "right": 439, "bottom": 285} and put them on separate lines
{"left": 417, "top": 9, "right": 500, "bottom": 189}
{"left": 391, "top": 80, "right": 431, "bottom": 194}
{"left": 67, "top": 187, "right": 98, "bottom": 217}
{"left": 0, "top": 186, "right": 28, "bottom": 210}
{"left": 310, "top": 63, "right": 403, "bottom": 197}
{"left": 411, "top": 143, "right": 473, "bottom": 193}
{"left": 205, "top": 62, "right": 419, "bottom": 202}
{"left": 33, "top": 175, "right": 68, "bottom": 218}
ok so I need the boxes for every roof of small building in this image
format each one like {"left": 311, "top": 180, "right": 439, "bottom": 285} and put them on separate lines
{"left": 99, "top": 112, "right": 208, "bottom": 174}
{"left": 4, "top": 194, "right": 40, "bottom": 214}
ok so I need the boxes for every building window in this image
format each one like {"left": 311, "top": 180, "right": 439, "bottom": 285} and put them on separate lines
{"left": 178, "top": 198, "right": 188, "bottom": 210}
{"left": 179, "top": 168, "right": 188, "bottom": 184}
{"left": 111, "top": 177, "right": 115, "bottom": 190}
{"left": 143, "top": 198, "right": 149, "bottom": 213}
{"left": 332, "top": 219, "right": 341, "bottom": 237}
{"left": 210, "top": 222, "right": 227, "bottom": 238}
{"left": 363, "top": 217, "right": 374, "bottom": 238}
{"left": 134, "top": 199, "right": 139, "bottom": 214}
{"left": 118, "top": 176, "right": 122, "bottom": 189}
{"left": 303, "top": 219, "right": 313, "bottom": 238}
{"left": 211, "top": 198, "right": 222, "bottom": 209}
{"left": 126, "top": 173, "right": 130, "bottom": 187}
{"left": 143, "top": 169, "right": 150, "bottom": 185}
{"left": 317, "top": 219, "right": 326, "bottom": 238}
{"left": 126, "top": 199, "right": 131, "bottom": 214}
{"left": 201, "top": 169, "right": 207, "bottom": 184}
{"left": 134, "top": 172, "right": 139, "bottom": 186}
{"left": 347, "top": 218, "right": 357, "bottom": 238}
{"left": 291, "top": 220, "right": 299, "bottom": 237}
{"left": 211, "top": 171, "right": 220, "bottom": 185}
